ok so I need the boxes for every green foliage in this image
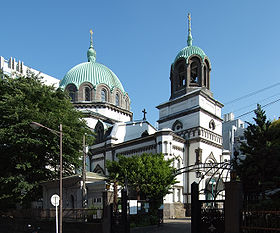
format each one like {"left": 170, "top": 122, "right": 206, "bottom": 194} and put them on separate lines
{"left": 107, "top": 153, "right": 177, "bottom": 210}
{"left": 0, "top": 72, "right": 92, "bottom": 208}
{"left": 237, "top": 104, "right": 280, "bottom": 197}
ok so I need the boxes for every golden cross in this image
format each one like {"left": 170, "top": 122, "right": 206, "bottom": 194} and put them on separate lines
{"left": 90, "top": 29, "right": 93, "bottom": 35}
{"left": 188, "top": 13, "right": 191, "bottom": 23}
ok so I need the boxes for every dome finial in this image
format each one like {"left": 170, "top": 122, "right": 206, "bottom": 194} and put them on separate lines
{"left": 87, "top": 29, "right": 96, "bottom": 62}
{"left": 187, "top": 13, "right": 193, "bottom": 46}
{"left": 90, "top": 29, "right": 93, "bottom": 48}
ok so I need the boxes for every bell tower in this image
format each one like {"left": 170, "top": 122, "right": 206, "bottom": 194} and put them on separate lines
{"left": 156, "top": 13, "right": 226, "bottom": 206}
{"left": 170, "top": 13, "right": 211, "bottom": 100}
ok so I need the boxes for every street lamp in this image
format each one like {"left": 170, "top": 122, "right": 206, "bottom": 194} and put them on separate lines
{"left": 30, "top": 122, "right": 63, "bottom": 233}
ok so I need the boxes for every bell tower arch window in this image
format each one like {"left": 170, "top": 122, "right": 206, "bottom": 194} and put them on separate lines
{"left": 204, "top": 59, "right": 210, "bottom": 89}
{"left": 101, "top": 89, "right": 107, "bottom": 102}
{"left": 174, "top": 59, "right": 186, "bottom": 91}
{"left": 189, "top": 57, "right": 201, "bottom": 86}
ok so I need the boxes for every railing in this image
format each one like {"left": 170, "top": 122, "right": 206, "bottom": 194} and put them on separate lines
{"left": 241, "top": 210, "right": 280, "bottom": 232}
{"left": 3, "top": 208, "right": 103, "bottom": 222}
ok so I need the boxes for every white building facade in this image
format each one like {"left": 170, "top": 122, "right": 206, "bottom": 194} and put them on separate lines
{"left": 56, "top": 16, "right": 230, "bottom": 217}
{"left": 0, "top": 56, "right": 60, "bottom": 87}
{"left": 222, "top": 112, "right": 246, "bottom": 159}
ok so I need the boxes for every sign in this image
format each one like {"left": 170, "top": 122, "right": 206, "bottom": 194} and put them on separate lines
{"left": 51, "top": 194, "right": 60, "bottom": 207}
{"left": 128, "top": 200, "right": 137, "bottom": 215}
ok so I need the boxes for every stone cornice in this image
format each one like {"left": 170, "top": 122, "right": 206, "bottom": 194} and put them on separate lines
{"left": 157, "top": 106, "right": 223, "bottom": 124}
{"left": 156, "top": 89, "right": 223, "bottom": 110}
{"left": 74, "top": 101, "right": 133, "bottom": 119}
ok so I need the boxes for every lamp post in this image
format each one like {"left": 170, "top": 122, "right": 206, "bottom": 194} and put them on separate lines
{"left": 30, "top": 122, "right": 63, "bottom": 233}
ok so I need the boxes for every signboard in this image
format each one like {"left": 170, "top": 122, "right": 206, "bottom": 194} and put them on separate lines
{"left": 128, "top": 200, "right": 137, "bottom": 215}
{"left": 51, "top": 194, "right": 60, "bottom": 207}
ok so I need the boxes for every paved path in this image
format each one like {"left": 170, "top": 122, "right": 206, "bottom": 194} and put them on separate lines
{"left": 131, "top": 218, "right": 191, "bottom": 233}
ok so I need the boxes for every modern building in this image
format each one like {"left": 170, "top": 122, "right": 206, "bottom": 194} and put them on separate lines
{"left": 222, "top": 112, "right": 246, "bottom": 159}
{"left": 0, "top": 56, "right": 60, "bottom": 87}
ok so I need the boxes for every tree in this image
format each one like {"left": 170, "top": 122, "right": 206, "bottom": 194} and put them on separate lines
{"left": 237, "top": 104, "right": 280, "bottom": 197}
{"left": 107, "top": 153, "right": 177, "bottom": 212}
{"left": 0, "top": 72, "right": 91, "bottom": 208}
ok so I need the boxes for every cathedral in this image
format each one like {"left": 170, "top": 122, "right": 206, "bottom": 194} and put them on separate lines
{"left": 57, "top": 14, "right": 229, "bottom": 217}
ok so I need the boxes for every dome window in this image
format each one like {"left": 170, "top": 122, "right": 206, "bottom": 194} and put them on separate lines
{"left": 84, "top": 87, "right": 91, "bottom": 101}
{"left": 101, "top": 89, "right": 107, "bottom": 102}
{"left": 116, "top": 94, "right": 120, "bottom": 106}
{"left": 66, "top": 84, "right": 77, "bottom": 102}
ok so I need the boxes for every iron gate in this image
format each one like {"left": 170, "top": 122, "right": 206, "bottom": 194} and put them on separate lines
{"left": 191, "top": 182, "right": 225, "bottom": 233}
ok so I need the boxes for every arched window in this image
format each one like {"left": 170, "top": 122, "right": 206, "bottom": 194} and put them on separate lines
{"left": 95, "top": 121, "right": 104, "bottom": 143}
{"left": 101, "top": 89, "right": 107, "bottom": 102}
{"left": 204, "top": 60, "right": 210, "bottom": 89}
{"left": 190, "top": 57, "right": 201, "bottom": 85}
{"left": 67, "top": 85, "right": 77, "bottom": 102}
{"left": 174, "top": 59, "right": 186, "bottom": 90}
{"left": 125, "top": 99, "right": 130, "bottom": 110}
{"left": 115, "top": 94, "right": 120, "bottom": 106}
{"left": 84, "top": 87, "right": 91, "bottom": 101}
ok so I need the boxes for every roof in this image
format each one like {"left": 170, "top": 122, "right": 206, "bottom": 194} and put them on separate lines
{"left": 40, "top": 172, "right": 107, "bottom": 185}
{"left": 174, "top": 45, "right": 207, "bottom": 64}
{"left": 59, "top": 32, "right": 126, "bottom": 94}
{"left": 60, "top": 61, "right": 125, "bottom": 93}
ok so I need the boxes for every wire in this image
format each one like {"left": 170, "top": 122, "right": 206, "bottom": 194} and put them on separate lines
{"left": 231, "top": 92, "right": 280, "bottom": 113}
{"left": 224, "top": 82, "right": 280, "bottom": 105}
{"left": 236, "top": 97, "right": 280, "bottom": 118}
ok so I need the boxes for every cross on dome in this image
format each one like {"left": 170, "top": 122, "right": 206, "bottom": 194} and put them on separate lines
{"left": 87, "top": 29, "right": 96, "bottom": 62}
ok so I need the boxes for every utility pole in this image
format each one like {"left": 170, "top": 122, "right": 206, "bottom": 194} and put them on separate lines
{"left": 82, "top": 134, "right": 87, "bottom": 208}
{"left": 59, "top": 124, "right": 63, "bottom": 233}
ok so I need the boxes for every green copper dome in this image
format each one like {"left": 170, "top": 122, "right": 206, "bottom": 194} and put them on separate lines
{"left": 174, "top": 45, "right": 207, "bottom": 64}
{"left": 60, "top": 61, "right": 125, "bottom": 93}
{"left": 60, "top": 30, "right": 125, "bottom": 93}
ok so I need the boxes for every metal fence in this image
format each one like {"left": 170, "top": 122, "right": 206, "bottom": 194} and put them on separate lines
{"left": 3, "top": 208, "right": 103, "bottom": 222}
{"left": 241, "top": 210, "right": 280, "bottom": 232}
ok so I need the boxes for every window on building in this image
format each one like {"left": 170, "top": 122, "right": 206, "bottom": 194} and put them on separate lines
{"left": 101, "top": 89, "right": 107, "bottom": 102}
{"left": 190, "top": 57, "right": 201, "bottom": 85}
{"left": 93, "top": 197, "right": 102, "bottom": 203}
{"left": 116, "top": 94, "right": 120, "bottom": 106}
{"left": 125, "top": 100, "right": 128, "bottom": 109}
{"left": 164, "top": 142, "right": 168, "bottom": 154}
{"left": 67, "top": 85, "right": 77, "bottom": 102}
{"left": 172, "top": 120, "right": 183, "bottom": 131}
{"left": 85, "top": 87, "right": 91, "bottom": 101}
{"left": 174, "top": 59, "right": 186, "bottom": 90}
{"left": 177, "top": 159, "right": 181, "bottom": 169}
{"left": 177, "top": 189, "right": 181, "bottom": 202}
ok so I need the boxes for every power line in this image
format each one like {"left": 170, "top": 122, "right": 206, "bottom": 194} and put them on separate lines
{"left": 232, "top": 92, "right": 280, "bottom": 114}
{"left": 236, "top": 97, "right": 280, "bottom": 118}
{"left": 224, "top": 82, "right": 280, "bottom": 105}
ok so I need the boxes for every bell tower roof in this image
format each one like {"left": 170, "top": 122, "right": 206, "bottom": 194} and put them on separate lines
{"left": 169, "top": 13, "right": 212, "bottom": 100}
{"left": 173, "top": 13, "right": 208, "bottom": 65}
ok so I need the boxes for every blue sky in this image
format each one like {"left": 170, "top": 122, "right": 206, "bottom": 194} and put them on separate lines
{"left": 2, "top": 0, "right": 280, "bottom": 126}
